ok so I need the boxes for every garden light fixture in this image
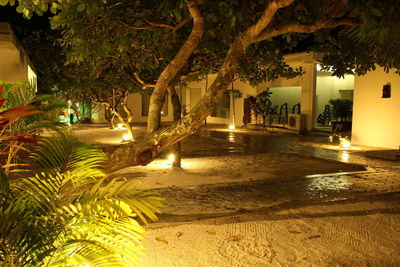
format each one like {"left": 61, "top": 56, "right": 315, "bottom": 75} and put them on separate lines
{"left": 168, "top": 154, "right": 175, "bottom": 165}
{"left": 117, "top": 123, "right": 126, "bottom": 129}
{"left": 339, "top": 137, "right": 351, "bottom": 148}
{"left": 122, "top": 133, "right": 132, "bottom": 141}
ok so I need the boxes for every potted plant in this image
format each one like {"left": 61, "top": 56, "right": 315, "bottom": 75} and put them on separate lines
{"left": 329, "top": 98, "right": 353, "bottom": 132}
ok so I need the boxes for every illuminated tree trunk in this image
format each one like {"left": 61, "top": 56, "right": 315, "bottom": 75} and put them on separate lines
{"left": 231, "top": 92, "right": 236, "bottom": 128}
{"left": 95, "top": 92, "right": 134, "bottom": 140}
{"left": 147, "top": 0, "right": 204, "bottom": 133}
{"left": 169, "top": 84, "right": 182, "bottom": 168}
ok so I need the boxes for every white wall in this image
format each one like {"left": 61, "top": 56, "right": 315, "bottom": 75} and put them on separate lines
{"left": 94, "top": 93, "right": 174, "bottom": 124}
{"left": 185, "top": 74, "right": 257, "bottom": 126}
{"left": 0, "top": 23, "right": 33, "bottom": 83}
{"left": 352, "top": 66, "right": 400, "bottom": 149}
{"left": 127, "top": 93, "right": 174, "bottom": 123}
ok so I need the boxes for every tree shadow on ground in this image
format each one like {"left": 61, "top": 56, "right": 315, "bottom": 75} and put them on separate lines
{"left": 153, "top": 192, "right": 400, "bottom": 225}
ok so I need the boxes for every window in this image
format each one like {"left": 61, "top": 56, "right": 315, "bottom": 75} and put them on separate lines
{"left": 211, "top": 92, "right": 230, "bottom": 118}
{"left": 141, "top": 94, "right": 168, "bottom": 116}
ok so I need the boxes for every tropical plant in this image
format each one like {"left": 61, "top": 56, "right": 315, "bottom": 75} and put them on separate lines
{"left": 255, "top": 90, "right": 274, "bottom": 128}
{"left": 0, "top": 83, "right": 44, "bottom": 173}
{"left": 329, "top": 98, "right": 353, "bottom": 122}
{"left": 0, "top": 93, "right": 163, "bottom": 266}
{"left": 0, "top": 130, "right": 164, "bottom": 266}
{"left": 0, "top": 82, "right": 67, "bottom": 174}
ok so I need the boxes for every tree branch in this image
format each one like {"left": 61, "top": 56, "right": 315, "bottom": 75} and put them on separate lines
{"left": 119, "top": 15, "right": 191, "bottom": 32}
{"left": 118, "top": 20, "right": 153, "bottom": 30}
{"left": 137, "top": 16, "right": 192, "bottom": 32}
{"left": 125, "top": 63, "right": 156, "bottom": 89}
{"left": 249, "top": 0, "right": 295, "bottom": 40}
{"left": 93, "top": 100, "right": 111, "bottom": 110}
{"left": 255, "top": 17, "right": 361, "bottom": 43}
{"left": 133, "top": 72, "right": 156, "bottom": 89}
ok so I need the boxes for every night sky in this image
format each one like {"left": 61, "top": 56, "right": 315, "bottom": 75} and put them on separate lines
{"left": 0, "top": 5, "right": 50, "bottom": 39}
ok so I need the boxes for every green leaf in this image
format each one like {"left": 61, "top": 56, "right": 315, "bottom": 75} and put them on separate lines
{"left": 16, "top": 5, "right": 23, "bottom": 13}
{"left": 50, "top": 6, "right": 57, "bottom": 14}
{"left": 77, "top": 3, "right": 86, "bottom": 12}
{"left": 370, "top": 8, "right": 383, "bottom": 17}
{"left": 173, "top": 8, "right": 182, "bottom": 22}
{"left": 0, "top": 0, "right": 8, "bottom": 7}
{"left": 40, "top": 3, "right": 48, "bottom": 12}
{"left": 23, "top": 8, "right": 31, "bottom": 18}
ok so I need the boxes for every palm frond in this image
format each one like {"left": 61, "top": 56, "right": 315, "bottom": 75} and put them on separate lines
{"left": 29, "top": 130, "right": 106, "bottom": 179}
{"left": 1, "top": 130, "right": 164, "bottom": 266}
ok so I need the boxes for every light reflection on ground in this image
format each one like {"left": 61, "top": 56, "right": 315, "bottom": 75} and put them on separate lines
{"left": 227, "top": 132, "right": 236, "bottom": 142}
{"left": 146, "top": 158, "right": 199, "bottom": 170}
{"left": 305, "top": 174, "right": 353, "bottom": 200}
{"left": 340, "top": 151, "right": 350, "bottom": 162}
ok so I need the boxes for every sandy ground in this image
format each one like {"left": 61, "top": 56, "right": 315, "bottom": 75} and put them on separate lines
{"left": 74, "top": 125, "right": 400, "bottom": 266}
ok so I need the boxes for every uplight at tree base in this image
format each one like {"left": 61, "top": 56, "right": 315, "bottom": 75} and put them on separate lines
{"left": 117, "top": 123, "right": 126, "bottom": 129}
{"left": 168, "top": 154, "right": 175, "bottom": 165}
{"left": 229, "top": 124, "right": 235, "bottom": 130}
{"left": 122, "top": 133, "right": 132, "bottom": 141}
{"left": 340, "top": 137, "right": 351, "bottom": 148}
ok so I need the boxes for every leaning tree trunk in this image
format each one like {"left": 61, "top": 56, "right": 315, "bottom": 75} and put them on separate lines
{"left": 106, "top": 1, "right": 288, "bottom": 172}
{"left": 147, "top": 0, "right": 204, "bottom": 134}
{"left": 169, "top": 83, "right": 182, "bottom": 167}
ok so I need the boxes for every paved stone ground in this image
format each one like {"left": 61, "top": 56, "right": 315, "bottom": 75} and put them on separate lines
{"left": 153, "top": 129, "right": 400, "bottom": 222}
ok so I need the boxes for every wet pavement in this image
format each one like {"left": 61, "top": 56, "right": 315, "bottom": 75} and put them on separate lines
{"left": 155, "top": 129, "right": 400, "bottom": 221}
{"left": 204, "top": 130, "right": 350, "bottom": 162}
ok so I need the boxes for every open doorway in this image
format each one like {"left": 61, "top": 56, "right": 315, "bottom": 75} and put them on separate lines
{"left": 314, "top": 65, "right": 354, "bottom": 133}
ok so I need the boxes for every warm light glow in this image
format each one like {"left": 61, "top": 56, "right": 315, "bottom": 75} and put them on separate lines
{"left": 229, "top": 124, "right": 235, "bottom": 130}
{"left": 168, "top": 154, "right": 175, "bottom": 164}
{"left": 122, "top": 133, "right": 132, "bottom": 141}
{"left": 340, "top": 137, "right": 351, "bottom": 148}
{"left": 117, "top": 123, "right": 125, "bottom": 129}
{"left": 329, "top": 135, "right": 333, "bottom": 142}
{"left": 148, "top": 158, "right": 194, "bottom": 169}
{"left": 340, "top": 151, "right": 350, "bottom": 162}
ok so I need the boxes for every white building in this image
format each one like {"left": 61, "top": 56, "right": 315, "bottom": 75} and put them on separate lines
{"left": 97, "top": 52, "right": 354, "bottom": 131}
{"left": 0, "top": 22, "right": 37, "bottom": 88}
{"left": 352, "top": 66, "right": 400, "bottom": 149}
